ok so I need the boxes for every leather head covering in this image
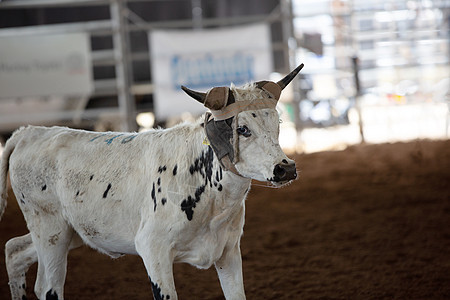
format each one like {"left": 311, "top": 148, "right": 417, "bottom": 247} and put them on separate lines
{"left": 181, "top": 64, "right": 304, "bottom": 174}
{"left": 204, "top": 90, "right": 236, "bottom": 163}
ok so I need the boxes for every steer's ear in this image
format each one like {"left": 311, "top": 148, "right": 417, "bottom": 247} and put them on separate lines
{"left": 181, "top": 86, "right": 229, "bottom": 110}
{"left": 256, "top": 81, "right": 282, "bottom": 100}
{"left": 204, "top": 87, "right": 229, "bottom": 110}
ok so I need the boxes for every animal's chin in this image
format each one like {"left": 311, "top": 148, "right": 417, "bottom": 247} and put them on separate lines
{"left": 269, "top": 179, "right": 293, "bottom": 188}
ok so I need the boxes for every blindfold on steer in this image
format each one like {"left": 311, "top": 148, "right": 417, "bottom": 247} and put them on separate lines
{"left": 181, "top": 63, "right": 304, "bottom": 175}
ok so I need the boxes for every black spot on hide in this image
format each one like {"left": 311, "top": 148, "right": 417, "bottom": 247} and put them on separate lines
{"left": 20, "top": 283, "right": 27, "bottom": 300}
{"left": 41, "top": 184, "right": 47, "bottom": 191}
{"left": 162, "top": 198, "right": 167, "bottom": 205}
{"left": 152, "top": 183, "right": 157, "bottom": 212}
{"left": 181, "top": 197, "right": 195, "bottom": 221}
{"left": 215, "top": 167, "right": 223, "bottom": 183}
{"left": 252, "top": 113, "right": 257, "bottom": 118}
{"left": 181, "top": 148, "right": 225, "bottom": 220}
{"left": 149, "top": 277, "right": 169, "bottom": 300}
{"left": 157, "top": 177, "right": 161, "bottom": 186}
{"left": 195, "top": 185, "right": 205, "bottom": 199}
{"left": 158, "top": 166, "right": 167, "bottom": 173}
{"left": 172, "top": 165, "right": 178, "bottom": 176}
{"left": 90, "top": 175, "right": 94, "bottom": 181}
{"left": 76, "top": 191, "right": 80, "bottom": 197}
{"left": 20, "top": 193, "right": 25, "bottom": 204}
{"left": 181, "top": 185, "right": 206, "bottom": 221}
{"left": 45, "top": 289, "right": 59, "bottom": 300}
{"left": 189, "top": 147, "right": 214, "bottom": 187}
{"left": 214, "top": 169, "right": 224, "bottom": 192}
{"left": 103, "top": 183, "right": 112, "bottom": 198}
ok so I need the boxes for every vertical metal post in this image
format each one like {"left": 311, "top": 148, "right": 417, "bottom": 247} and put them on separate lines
{"left": 280, "top": 0, "right": 294, "bottom": 73}
{"left": 191, "top": 0, "right": 203, "bottom": 30}
{"left": 110, "top": 0, "right": 136, "bottom": 132}
{"left": 352, "top": 55, "right": 365, "bottom": 143}
{"left": 348, "top": 0, "right": 365, "bottom": 143}
{"left": 280, "top": 0, "right": 303, "bottom": 144}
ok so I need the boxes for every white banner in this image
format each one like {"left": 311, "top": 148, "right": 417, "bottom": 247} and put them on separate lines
{"left": 149, "top": 23, "right": 273, "bottom": 120}
{"left": 0, "top": 32, "right": 93, "bottom": 98}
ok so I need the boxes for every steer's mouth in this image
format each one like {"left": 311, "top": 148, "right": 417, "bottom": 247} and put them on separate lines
{"left": 268, "top": 161, "right": 298, "bottom": 187}
{"left": 268, "top": 176, "right": 297, "bottom": 187}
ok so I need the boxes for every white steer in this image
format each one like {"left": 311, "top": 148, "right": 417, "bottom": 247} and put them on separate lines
{"left": 0, "top": 64, "right": 303, "bottom": 300}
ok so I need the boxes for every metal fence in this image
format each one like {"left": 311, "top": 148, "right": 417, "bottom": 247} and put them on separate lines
{"left": 0, "top": 0, "right": 295, "bottom": 134}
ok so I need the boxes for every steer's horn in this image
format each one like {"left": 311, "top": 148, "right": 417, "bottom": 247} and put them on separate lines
{"left": 181, "top": 85, "right": 206, "bottom": 104}
{"left": 182, "top": 85, "right": 229, "bottom": 110}
{"left": 277, "top": 63, "right": 305, "bottom": 90}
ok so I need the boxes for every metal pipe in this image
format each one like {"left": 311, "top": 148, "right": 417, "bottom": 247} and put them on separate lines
{"left": 110, "top": 0, "right": 136, "bottom": 132}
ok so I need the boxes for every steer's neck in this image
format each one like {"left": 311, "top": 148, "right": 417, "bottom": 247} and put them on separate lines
{"left": 140, "top": 117, "right": 251, "bottom": 211}
{"left": 185, "top": 121, "right": 251, "bottom": 231}
{"left": 190, "top": 118, "right": 251, "bottom": 204}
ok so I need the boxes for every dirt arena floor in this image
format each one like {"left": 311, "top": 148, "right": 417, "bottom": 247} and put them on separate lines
{"left": 1, "top": 139, "right": 449, "bottom": 299}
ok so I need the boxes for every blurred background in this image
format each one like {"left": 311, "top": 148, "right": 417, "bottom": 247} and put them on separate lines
{"left": 0, "top": 0, "right": 449, "bottom": 153}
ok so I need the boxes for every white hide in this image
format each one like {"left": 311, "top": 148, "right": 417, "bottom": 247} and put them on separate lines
{"left": 0, "top": 83, "right": 295, "bottom": 300}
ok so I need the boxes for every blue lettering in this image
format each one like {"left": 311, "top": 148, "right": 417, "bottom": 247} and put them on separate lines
{"left": 105, "top": 134, "right": 124, "bottom": 145}
{"left": 171, "top": 53, "right": 254, "bottom": 89}
{"left": 89, "top": 133, "right": 137, "bottom": 145}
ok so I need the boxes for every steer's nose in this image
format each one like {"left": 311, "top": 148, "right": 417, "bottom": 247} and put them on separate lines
{"left": 273, "top": 160, "right": 297, "bottom": 182}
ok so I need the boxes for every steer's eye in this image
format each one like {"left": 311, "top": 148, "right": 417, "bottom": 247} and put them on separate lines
{"left": 237, "top": 125, "right": 251, "bottom": 137}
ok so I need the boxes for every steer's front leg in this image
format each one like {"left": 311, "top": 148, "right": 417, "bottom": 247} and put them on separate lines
{"left": 135, "top": 226, "right": 177, "bottom": 300}
{"left": 215, "top": 243, "right": 246, "bottom": 300}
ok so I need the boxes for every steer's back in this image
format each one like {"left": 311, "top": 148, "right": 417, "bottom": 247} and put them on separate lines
{"left": 7, "top": 126, "right": 148, "bottom": 256}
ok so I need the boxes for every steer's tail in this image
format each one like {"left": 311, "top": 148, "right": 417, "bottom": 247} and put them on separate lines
{"left": 0, "top": 129, "right": 20, "bottom": 221}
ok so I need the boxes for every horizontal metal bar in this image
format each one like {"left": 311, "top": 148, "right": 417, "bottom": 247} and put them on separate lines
{"left": 127, "top": 13, "right": 281, "bottom": 32}
{"left": 129, "top": 51, "right": 149, "bottom": 62}
{"left": 92, "top": 49, "right": 116, "bottom": 66}
{"left": 93, "top": 79, "right": 153, "bottom": 96}
{"left": 93, "top": 79, "right": 117, "bottom": 96}
{"left": 0, "top": 20, "right": 112, "bottom": 36}
{"left": 130, "top": 82, "right": 153, "bottom": 95}
{"left": 0, "top": 0, "right": 109, "bottom": 9}
{"left": 0, "top": 107, "right": 121, "bottom": 125}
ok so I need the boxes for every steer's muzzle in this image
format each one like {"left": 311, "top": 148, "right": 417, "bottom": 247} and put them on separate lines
{"left": 273, "top": 160, "right": 297, "bottom": 182}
